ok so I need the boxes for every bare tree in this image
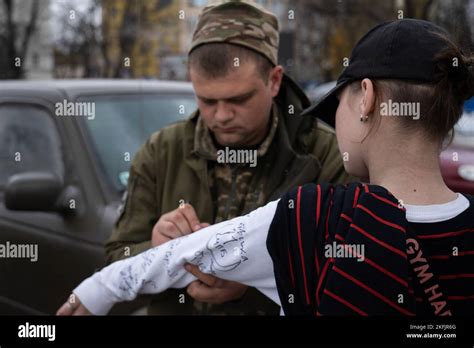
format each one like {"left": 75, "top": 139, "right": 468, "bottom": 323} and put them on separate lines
{"left": 114, "top": 0, "right": 139, "bottom": 78}
{"left": 294, "top": 0, "right": 472, "bottom": 83}
{"left": 0, "top": 0, "right": 40, "bottom": 79}
{"left": 55, "top": 0, "right": 105, "bottom": 77}
{"left": 55, "top": 0, "right": 142, "bottom": 78}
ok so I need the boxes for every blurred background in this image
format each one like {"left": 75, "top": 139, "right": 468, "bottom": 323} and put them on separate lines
{"left": 0, "top": 0, "right": 473, "bottom": 316}
{"left": 0, "top": 0, "right": 473, "bottom": 85}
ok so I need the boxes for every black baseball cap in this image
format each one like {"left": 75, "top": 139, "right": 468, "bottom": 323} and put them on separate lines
{"left": 302, "top": 19, "right": 451, "bottom": 127}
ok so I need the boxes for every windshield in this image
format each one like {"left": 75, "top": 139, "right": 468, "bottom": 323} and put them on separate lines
{"left": 82, "top": 94, "right": 196, "bottom": 192}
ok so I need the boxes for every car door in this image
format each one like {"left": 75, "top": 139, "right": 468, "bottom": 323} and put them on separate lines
{"left": 0, "top": 98, "right": 106, "bottom": 315}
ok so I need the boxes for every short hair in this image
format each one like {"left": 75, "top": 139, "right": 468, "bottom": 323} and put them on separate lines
{"left": 349, "top": 33, "right": 474, "bottom": 144}
{"left": 188, "top": 43, "right": 274, "bottom": 83}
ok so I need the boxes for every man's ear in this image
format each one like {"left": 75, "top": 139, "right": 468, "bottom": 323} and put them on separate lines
{"left": 269, "top": 65, "right": 284, "bottom": 97}
{"left": 359, "top": 78, "right": 376, "bottom": 116}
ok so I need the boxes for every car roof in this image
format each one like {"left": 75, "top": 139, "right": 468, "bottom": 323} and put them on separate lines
{"left": 0, "top": 79, "right": 195, "bottom": 102}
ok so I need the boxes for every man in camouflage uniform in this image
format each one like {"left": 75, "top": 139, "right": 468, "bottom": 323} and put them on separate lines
{"left": 105, "top": 0, "right": 352, "bottom": 315}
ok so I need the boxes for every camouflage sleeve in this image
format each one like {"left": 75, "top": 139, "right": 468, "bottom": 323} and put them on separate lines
{"left": 105, "top": 131, "right": 163, "bottom": 264}
{"left": 306, "top": 119, "right": 356, "bottom": 185}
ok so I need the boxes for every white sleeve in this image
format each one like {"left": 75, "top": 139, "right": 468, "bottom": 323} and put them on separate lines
{"left": 73, "top": 199, "right": 280, "bottom": 315}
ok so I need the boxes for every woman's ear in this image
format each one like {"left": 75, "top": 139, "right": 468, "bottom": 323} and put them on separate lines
{"left": 359, "top": 78, "right": 376, "bottom": 117}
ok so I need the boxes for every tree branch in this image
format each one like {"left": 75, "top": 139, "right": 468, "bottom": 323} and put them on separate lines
{"left": 20, "top": 0, "right": 40, "bottom": 60}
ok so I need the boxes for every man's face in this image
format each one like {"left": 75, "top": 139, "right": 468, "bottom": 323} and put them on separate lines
{"left": 190, "top": 60, "right": 282, "bottom": 148}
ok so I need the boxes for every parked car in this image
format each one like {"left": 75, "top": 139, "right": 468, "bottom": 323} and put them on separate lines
{"left": 440, "top": 96, "right": 474, "bottom": 195}
{"left": 0, "top": 80, "right": 196, "bottom": 314}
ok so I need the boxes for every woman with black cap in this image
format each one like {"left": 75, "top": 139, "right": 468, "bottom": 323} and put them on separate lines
{"left": 58, "top": 19, "right": 474, "bottom": 316}
{"left": 267, "top": 18, "right": 474, "bottom": 316}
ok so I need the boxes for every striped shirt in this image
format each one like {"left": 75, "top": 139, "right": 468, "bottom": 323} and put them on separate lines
{"left": 266, "top": 182, "right": 474, "bottom": 316}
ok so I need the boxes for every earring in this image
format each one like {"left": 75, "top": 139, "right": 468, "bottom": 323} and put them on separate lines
{"left": 360, "top": 114, "right": 368, "bottom": 122}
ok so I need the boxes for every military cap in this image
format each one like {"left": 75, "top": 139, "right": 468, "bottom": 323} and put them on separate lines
{"left": 189, "top": 0, "right": 279, "bottom": 66}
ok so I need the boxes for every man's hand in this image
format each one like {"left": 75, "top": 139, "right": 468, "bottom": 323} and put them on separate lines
{"left": 151, "top": 203, "right": 208, "bottom": 247}
{"left": 184, "top": 264, "right": 248, "bottom": 305}
{"left": 150, "top": 205, "right": 248, "bottom": 304}
{"left": 56, "top": 295, "right": 92, "bottom": 316}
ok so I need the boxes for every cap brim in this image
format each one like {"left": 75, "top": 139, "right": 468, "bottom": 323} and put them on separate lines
{"left": 301, "top": 80, "right": 351, "bottom": 128}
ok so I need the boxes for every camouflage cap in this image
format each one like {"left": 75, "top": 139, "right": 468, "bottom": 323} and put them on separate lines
{"left": 189, "top": 0, "right": 279, "bottom": 66}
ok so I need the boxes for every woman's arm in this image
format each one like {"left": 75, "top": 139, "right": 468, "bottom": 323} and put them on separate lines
{"left": 67, "top": 200, "right": 281, "bottom": 315}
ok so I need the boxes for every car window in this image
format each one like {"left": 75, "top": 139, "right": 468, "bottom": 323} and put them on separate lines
{"left": 0, "top": 104, "right": 64, "bottom": 189}
{"left": 81, "top": 94, "right": 196, "bottom": 192}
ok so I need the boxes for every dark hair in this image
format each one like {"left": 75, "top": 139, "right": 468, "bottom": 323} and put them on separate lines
{"left": 351, "top": 33, "right": 474, "bottom": 143}
{"left": 188, "top": 43, "right": 274, "bottom": 83}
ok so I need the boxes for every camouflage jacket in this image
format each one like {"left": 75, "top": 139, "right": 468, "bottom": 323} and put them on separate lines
{"left": 195, "top": 99, "right": 280, "bottom": 224}
{"left": 105, "top": 75, "right": 352, "bottom": 315}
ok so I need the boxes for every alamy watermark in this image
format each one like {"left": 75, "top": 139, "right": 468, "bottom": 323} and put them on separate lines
{"left": 55, "top": 99, "right": 95, "bottom": 120}
{"left": 324, "top": 241, "right": 365, "bottom": 262}
{"left": 217, "top": 147, "right": 257, "bottom": 167}
{"left": 0, "top": 241, "right": 38, "bottom": 262}
{"left": 380, "top": 99, "right": 420, "bottom": 120}
{"left": 18, "top": 322, "right": 55, "bottom": 341}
